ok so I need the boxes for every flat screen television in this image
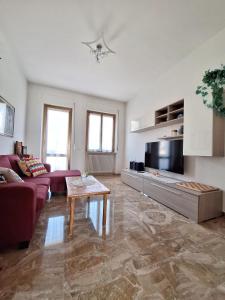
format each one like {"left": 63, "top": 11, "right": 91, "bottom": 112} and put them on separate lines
{"left": 145, "top": 140, "right": 184, "bottom": 174}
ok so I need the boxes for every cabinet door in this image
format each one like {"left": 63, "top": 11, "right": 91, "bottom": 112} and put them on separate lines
{"left": 143, "top": 179, "right": 198, "bottom": 221}
{"left": 183, "top": 95, "right": 224, "bottom": 156}
{"left": 121, "top": 172, "right": 143, "bottom": 192}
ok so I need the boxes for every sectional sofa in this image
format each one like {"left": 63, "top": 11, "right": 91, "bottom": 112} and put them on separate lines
{"left": 0, "top": 154, "right": 80, "bottom": 249}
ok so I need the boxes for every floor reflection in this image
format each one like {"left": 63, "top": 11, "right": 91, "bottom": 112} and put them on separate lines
{"left": 86, "top": 198, "right": 111, "bottom": 237}
{"left": 44, "top": 198, "right": 112, "bottom": 245}
{"left": 45, "top": 216, "right": 65, "bottom": 246}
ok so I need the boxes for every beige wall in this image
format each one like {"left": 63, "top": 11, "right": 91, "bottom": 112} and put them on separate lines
{"left": 0, "top": 31, "right": 27, "bottom": 153}
{"left": 125, "top": 27, "right": 225, "bottom": 211}
{"left": 26, "top": 83, "right": 125, "bottom": 174}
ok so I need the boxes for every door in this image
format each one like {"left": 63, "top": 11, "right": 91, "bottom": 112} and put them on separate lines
{"left": 42, "top": 104, "right": 72, "bottom": 171}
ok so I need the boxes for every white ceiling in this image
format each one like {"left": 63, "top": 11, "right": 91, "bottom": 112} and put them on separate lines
{"left": 1, "top": 0, "right": 225, "bottom": 102}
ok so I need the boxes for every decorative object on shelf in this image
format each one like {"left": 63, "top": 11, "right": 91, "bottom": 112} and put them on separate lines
{"left": 0, "top": 95, "right": 15, "bottom": 137}
{"left": 15, "top": 141, "right": 23, "bottom": 157}
{"left": 82, "top": 33, "right": 116, "bottom": 63}
{"left": 196, "top": 65, "right": 225, "bottom": 116}
{"left": 171, "top": 129, "right": 178, "bottom": 137}
{"left": 178, "top": 125, "right": 184, "bottom": 135}
{"left": 15, "top": 141, "right": 29, "bottom": 158}
{"left": 22, "top": 146, "right": 27, "bottom": 155}
{"left": 150, "top": 170, "right": 160, "bottom": 176}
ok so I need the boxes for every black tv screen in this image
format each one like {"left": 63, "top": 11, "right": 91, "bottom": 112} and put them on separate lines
{"left": 145, "top": 140, "right": 184, "bottom": 174}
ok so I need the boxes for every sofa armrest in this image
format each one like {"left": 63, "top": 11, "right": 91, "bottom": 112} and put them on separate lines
{"left": 0, "top": 183, "right": 37, "bottom": 245}
{"left": 44, "top": 163, "right": 51, "bottom": 172}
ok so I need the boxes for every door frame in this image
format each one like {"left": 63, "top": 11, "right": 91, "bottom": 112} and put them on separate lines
{"left": 42, "top": 104, "right": 72, "bottom": 169}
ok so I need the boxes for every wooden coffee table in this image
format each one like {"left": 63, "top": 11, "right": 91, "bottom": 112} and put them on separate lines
{"left": 66, "top": 176, "right": 110, "bottom": 236}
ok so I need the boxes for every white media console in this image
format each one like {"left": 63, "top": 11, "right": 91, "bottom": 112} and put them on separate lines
{"left": 121, "top": 169, "right": 223, "bottom": 223}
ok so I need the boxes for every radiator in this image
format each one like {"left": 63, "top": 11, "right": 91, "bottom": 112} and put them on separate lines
{"left": 86, "top": 154, "right": 115, "bottom": 174}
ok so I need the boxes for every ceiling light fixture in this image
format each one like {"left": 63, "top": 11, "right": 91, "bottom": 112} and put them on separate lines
{"left": 82, "top": 34, "right": 115, "bottom": 63}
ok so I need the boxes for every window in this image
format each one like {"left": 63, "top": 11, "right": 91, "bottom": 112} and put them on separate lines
{"left": 87, "top": 111, "right": 115, "bottom": 153}
{"left": 42, "top": 104, "right": 72, "bottom": 171}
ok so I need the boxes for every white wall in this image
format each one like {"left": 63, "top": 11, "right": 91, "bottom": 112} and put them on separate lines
{"left": 125, "top": 27, "right": 225, "bottom": 211}
{"left": 0, "top": 31, "right": 27, "bottom": 153}
{"left": 26, "top": 83, "right": 125, "bottom": 174}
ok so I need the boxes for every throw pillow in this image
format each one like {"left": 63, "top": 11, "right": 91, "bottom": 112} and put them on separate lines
{"left": 17, "top": 160, "right": 32, "bottom": 177}
{"left": 26, "top": 159, "right": 48, "bottom": 177}
{"left": 0, "top": 167, "right": 24, "bottom": 183}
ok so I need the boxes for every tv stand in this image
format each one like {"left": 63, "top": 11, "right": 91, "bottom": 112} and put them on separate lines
{"left": 121, "top": 169, "right": 222, "bottom": 223}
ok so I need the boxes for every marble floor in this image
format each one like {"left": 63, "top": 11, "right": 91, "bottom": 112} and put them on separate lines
{"left": 0, "top": 176, "right": 225, "bottom": 300}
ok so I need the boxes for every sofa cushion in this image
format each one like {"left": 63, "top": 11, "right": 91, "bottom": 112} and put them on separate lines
{"left": 24, "top": 177, "right": 50, "bottom": 187}
{"left": 17, "top": 160, "right": 32, "bottom": 177}
{"left": 36, "top": 185, "right": 49, "bottom": 212}
{"left": 7, "top": 155, "right": 23, "bottom": 175}
{"left": 0, "top": 156, "right": 12, "bottom": 169}
{"left": 26, "top": 159, "right": 48, "bottom": 177}
{"left": 39, "top": 170, "right": 81, "bottom": 193}
{"left": 0, "top": 167, "right": 24, "bottom": 183}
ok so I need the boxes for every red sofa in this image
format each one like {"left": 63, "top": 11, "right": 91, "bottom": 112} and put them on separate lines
{"left": 0, "top": 154, "right": 81, "bottom": 249}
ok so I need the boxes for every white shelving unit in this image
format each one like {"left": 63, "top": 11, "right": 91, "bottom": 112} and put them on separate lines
{"left": 159, "top": 135, "right": 183, "bottom": 140}
{"left": 130, "top": 117, "right": 183, "bottom": 133}
{"left": 130, "top": 99, "right": 184, "bottom": 133}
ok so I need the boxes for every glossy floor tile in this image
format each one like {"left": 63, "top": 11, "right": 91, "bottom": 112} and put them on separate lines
{"left": 0, "top": 176, "right": 225, "bottom": 299}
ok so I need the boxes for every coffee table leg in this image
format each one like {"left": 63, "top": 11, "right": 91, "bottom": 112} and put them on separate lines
{"left": 102, "top": 224, "right": 106, "bottom": 240}
{"left": 103, "top": 194, "right": 107, "bottom": 226}
{"left": 69, "top": 198, "right": 75, "bottom": 236}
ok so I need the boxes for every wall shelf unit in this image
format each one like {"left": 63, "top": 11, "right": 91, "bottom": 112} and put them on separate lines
{"left": 130, "top": 99, "right": 184, "bottom": 133}
{"left": 130, "top": 116, "right": 183, "bottom": 133}
{"left": 155, "top": 99, "right": 184, "bottom": 125}
{"left": 159, "top": 135, "right": 183, "bottom": 140}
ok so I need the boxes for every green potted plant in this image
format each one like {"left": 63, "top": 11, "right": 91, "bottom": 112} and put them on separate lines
{"left": 196, "top": 65, "right": 225, "bottom": 116}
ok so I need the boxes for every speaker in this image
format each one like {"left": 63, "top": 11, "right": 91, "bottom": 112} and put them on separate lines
{"left": 130, "top": 161, "right": 136, "bottom": 170}
{"left": 130, "top": 161, "right": 145, "bottom": 172}
{"left": 135, "top": 162, "right": 145, "bottom": 172}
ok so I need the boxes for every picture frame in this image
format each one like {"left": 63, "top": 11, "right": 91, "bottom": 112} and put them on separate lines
{"left": 0, "top": 95, "right": 15, "bottom": 137}
{"left": 15, "top": 141, "right": 23, "bottom": 156}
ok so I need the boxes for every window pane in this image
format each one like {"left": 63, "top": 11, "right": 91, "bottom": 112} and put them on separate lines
{"left": 47, "top": 109, "right": 69, "bottom": 155}
{"left": 45, "top": 216, "right": 65, "bottom": 246}
{"left": 102, "top": 115, "right": 113, "bottom": 152}
{"left": 88, "top": 113, "right": 101, "bottom": 151}
{"left": 46, "top": 156, "right": 67, "bottom": 171}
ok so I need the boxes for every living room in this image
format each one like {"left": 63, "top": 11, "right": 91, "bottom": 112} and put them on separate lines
{"left": 1, "top": 1, "right": 225, "bottom": 299}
